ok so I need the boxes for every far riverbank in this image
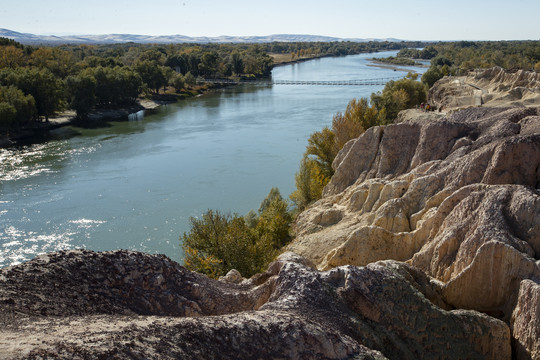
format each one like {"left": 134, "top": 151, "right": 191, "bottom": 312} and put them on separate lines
{"left": 0, "top": 85, "right": 221, "bottom": 148}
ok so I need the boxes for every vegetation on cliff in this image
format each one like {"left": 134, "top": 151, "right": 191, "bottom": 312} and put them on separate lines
{"left": 290, "top": 73, "right": 427, "bottom": 210}
{"left": 182, "top": 188, "right": 292, "bottom": 278}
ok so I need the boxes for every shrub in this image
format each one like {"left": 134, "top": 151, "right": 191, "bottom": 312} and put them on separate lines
{"left": 182, "top": 188, "right": 292, "bottom": 278}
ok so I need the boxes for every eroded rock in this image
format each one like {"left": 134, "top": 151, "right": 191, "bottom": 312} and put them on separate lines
{"left": 287, "top": 104, "right": 540, "bottom": 358}
{"left": 0, "top": 250, "right": 511, "bottom": 359}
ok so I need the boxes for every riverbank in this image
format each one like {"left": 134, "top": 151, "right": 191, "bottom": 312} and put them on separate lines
{"left": 0, "top": 85, "right": 223, "bottom": 148}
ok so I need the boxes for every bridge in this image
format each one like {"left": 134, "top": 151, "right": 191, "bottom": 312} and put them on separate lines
{"left": 196, "top": 76, "right": 405, "bottom": 86}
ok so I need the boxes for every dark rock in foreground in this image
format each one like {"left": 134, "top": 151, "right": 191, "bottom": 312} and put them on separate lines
{"left": 0, "top": 249, "right": 510, "bottom": 359}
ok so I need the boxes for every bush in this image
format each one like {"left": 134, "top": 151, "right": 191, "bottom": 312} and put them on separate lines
{"left": 291, "top": 75, "right": 427, "bottom": 210}
{"left": 182, "top": 188, "right": 292, "bottom": 278}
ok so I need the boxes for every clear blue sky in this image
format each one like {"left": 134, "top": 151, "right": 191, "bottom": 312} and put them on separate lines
{"left": 2, "top": 0, "right": 539, "bottom": 41}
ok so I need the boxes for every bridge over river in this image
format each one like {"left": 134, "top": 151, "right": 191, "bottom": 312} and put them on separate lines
{"left": 197, "top": 76, "right": 405, "bottom": 86}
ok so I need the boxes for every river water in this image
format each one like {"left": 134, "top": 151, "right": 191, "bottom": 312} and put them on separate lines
{"left": 0, "top": 51, "right": 425, "bottom": 268}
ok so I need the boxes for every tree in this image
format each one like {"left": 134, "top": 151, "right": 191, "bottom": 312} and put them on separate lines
{"left": 290, "top": 155, "right": 323, "bottom": 211}
{"left": 182, "top": 209, "right": 276, "bottom": 278}
{"left": 371, "top": 77, "right": 427, "bottom": 120}
{"left": 184, "top": 71, "right": 196, "bottom": 88}
{"left": 331, "top": 97, "right": 384, "bottom": 149}
{"left": 171, "top": 73, "right": 185, "bottom": 92}
{"left": 0, "top": 102, "right": 16, "bottom": 132}
{"left": 0, "top": 46, "right": 25, "bottom": 69}
{"left": 135, "top": 60, "right": 167, "bottom": 94}
{"left": 16, "top": 67, "right": 64, "bottom": 121}
{"left": 198, "top": 51, "right": 219, "bottom": 77}
{"left": 306, "top": 126, "right": 338, "bottom": 182}
{"left": 421, "top": 66, "right": 444, "bottom": 88}
{"left": 65, "top": 73, "right": 96, "bottom": 118}
{"left": 256, "top": 188, "right": 292, "bottom": 248}
{"left": 182, "top": 188, "right": 293, "bottom": 278}
{"left": 230, "top": 50, "right": 244, "bottom": 75}
{"left": 0, "top": 85, "right": 36, "bottom": 131}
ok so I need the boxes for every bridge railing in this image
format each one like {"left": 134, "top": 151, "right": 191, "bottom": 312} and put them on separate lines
{"left": 196, "top": 76, "right": 405, "bottom": 86}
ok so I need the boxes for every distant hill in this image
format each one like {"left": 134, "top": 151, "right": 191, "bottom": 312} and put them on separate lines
{"left": 0, "top": 28, "right": 403, "bottom": 45}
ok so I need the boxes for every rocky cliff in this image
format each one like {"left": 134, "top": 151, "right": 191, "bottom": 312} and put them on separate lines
{"left": 288, "top": 99, "right": 540, "bottom": 358}
{"left": 1, "top": 71, "right": 540, "bottom": 359}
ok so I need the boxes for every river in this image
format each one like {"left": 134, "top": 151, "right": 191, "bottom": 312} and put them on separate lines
{"left": 0, "top": 51, "right": 426, "bottom": 268}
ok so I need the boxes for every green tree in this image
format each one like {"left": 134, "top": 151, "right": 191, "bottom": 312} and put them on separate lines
{"left": 421, "top": 66, "right": 444, "bottom": 88}
{"left": 256, "top": 189, "right": 292, "bottom": 248}
{"left": 0, "top": 46, "right": 25, "bottom": 69}
{"left": 182, "top": 209, "right": 277, "bottom": 278}
{"left": 135, "top": 60, "right": 167, "bottom": 94}
{"left": 305, "top": 126, "right": 338, "bottom": 182}
{"left": 290, "top": 155, "right": 323, "bottom": 211}
{"left": 182, "top": 188, "right": 293, "bottom": 278}
{"left": 0, "top": 102, "right": 16, "bottom": 132}
{"left": 371, "top": 76, "right": 427, "bottom": 120}
{"left": 230, "top": 50, "right": 244, "bottom": 75}
{"left": 16, "top": 67, "right": 64, "bottom": 121}
{"left": 184, "top": 71, "right": 196, "bottom": 88}
{"left": 198, "top": 51, "right": 219, "bottom": 77}
{"left": 171, "top": 73, "right": 185, "bottom": 92}
{"left": 0, "top": 85, "right": 36, "bottom": 131}
{"left": 65, "top": 73, "right": 96, "bottom": 118}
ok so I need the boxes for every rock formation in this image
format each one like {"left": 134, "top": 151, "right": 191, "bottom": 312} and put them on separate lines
{"left": 0, "top": 250, "right": 511, "bottom": 359}
{"left": 428, "top": 67, "right": 540, "bottom": 110}
{"left": 1, "top": 69, "right": 539, "bottom": 359}
{"left": 288, "top": 98, "right": 540, "bottom": 358}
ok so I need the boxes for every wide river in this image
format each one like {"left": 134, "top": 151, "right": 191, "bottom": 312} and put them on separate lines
{"left": 0, "top": 51, "right": 426, "bottom": 268}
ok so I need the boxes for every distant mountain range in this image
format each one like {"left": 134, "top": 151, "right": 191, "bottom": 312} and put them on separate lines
{"left": 0, "top": 28, "right": 403, "bottom": 45}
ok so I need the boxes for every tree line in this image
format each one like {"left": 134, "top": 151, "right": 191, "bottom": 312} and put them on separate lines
{"left": 0, "top": 38, "right": 434, "bottom": 134}
{"left": 380, "top": 41, "right": 540, "bottom": 88}
{"left": 264, "top": 40, "right": 428, "bottom": 58}
{"left": 0, "top": 40, "right": 276, "bottom": 132}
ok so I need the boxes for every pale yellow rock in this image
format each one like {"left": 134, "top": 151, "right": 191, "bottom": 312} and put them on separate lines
{"left": 286, "top": 71, "right": 540, "bottom": 359}
{"left": 511, "top": 279, "right": 540, "bottom": 360}
{"left": 288, "top": 104, "right": 540, "bottom": 323}
{"left": 428, "top": 67, "right": 540, "bottom": 111}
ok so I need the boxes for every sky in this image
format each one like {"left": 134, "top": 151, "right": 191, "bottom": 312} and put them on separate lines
{"left": 1, "top": 0, "right": 539, "bottom": 41}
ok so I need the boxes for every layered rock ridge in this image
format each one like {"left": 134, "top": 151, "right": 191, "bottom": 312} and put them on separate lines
{"left": 288, "top": 103, "right": 540, "bottom": 358}
{"left": 429, "top": 67, "right": 540, "bottom": 110}
{"left": 0, "top": 250, "right": 511, "bottom": 359}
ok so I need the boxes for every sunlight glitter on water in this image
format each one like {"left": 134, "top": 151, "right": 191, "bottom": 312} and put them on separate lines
{"left": 0, "top": 218, "right": 106, "bottom": 267}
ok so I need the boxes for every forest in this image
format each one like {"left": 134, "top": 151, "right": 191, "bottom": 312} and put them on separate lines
{"left": 0, "top": 38, "right": 429, "bottom": 135}
{"left": 378, "top": 41, "right": 540, "bottom": 87}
